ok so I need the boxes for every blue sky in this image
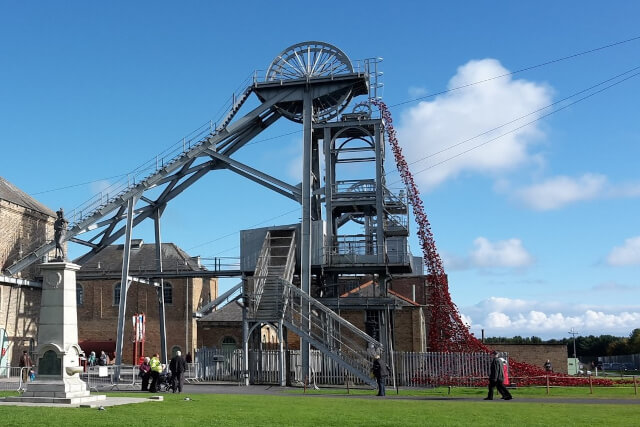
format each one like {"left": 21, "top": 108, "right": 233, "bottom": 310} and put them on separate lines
{"left": 2, "top": 1, "right": 639, "bottom": 340}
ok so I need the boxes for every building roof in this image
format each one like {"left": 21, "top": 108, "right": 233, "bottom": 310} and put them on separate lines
{"left": 0, "top": 176, "right": 56, "bottom": 217}
{"left": 76, "top": 241, "right": 204, "bottom": 274}
{"left": 340, "top": 280, "right": 418, "bottom": 307}
{"left": 198, "top": 301, "right": 242, "bottom": 323}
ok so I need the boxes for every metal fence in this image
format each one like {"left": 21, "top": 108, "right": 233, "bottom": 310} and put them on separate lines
{"left": 80, "top": 365, "right": 139, "bottom": 391}
{"left": 0, "top": 366, "right": 27, "bottom": 392}
{"left": 193, "top": 349, "right": 495, "bottom": 387}
{"left": 598, "top": 353, "right": 640, "bottom": 370}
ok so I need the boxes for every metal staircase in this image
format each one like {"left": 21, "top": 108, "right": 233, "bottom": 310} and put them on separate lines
{"left": 249, "top": 229, "right": 297, "bottom": 320}
{"left": 279, "top": 280, "right": 379, "bottom": 387}
{"left": 5, "top": 79, "right": 272, "bottom": 276}
{"left": 247, "top": 229, "right": 380, "bottom": 387}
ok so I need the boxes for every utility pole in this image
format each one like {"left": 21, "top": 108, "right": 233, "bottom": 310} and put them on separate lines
{"left": 568, "top": 327, "right": 579, "bottom": 358}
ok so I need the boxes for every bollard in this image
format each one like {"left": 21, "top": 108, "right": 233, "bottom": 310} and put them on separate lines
{"left": 589, "top": 374, "right": 593, "bottom": 394}
{"left": 546, "top": 375, "right": 550, "bottom": 395}
{"left": 304, "top": 375, "right": 307, "bottom": 393}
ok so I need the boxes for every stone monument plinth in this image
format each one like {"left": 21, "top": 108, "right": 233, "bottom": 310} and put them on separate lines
{"left": 5, "top": 262, "right": 105, "bottom": 404}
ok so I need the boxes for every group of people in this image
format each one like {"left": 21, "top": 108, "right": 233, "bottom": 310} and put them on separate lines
{"left": 139, "top": 351, "right": 187, "bottom": 393}
{"left": 86, "top": 350, "right": 111, "bottom": 367}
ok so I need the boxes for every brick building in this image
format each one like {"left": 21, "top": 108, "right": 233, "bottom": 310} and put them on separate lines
{"left": 0, "top": 176, "right": 56, "bottom": 365}
{"left": 491, "top": 343, "right": 568, "bottom": 374}
{"left": 199, "top": 274, "right": 431, "bottom": 354}
{"left": 75, "top": 241, "right": 218, "bottom": 363}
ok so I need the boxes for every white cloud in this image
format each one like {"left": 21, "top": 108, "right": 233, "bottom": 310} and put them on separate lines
{"left": 90, "top": 179, "right": 114, "bottom": 195}
{"left": 408, "top": 86, "right": 429, "bottom": 98}
{"left": 515, "top": 173, "right": 607, "bottom": 211}
{"left": 513, "top": 174, "right": 640, "bottom": 211}
{"left": 470, "top": 237, "right": 534, "bottom": 268}
{"left": 396, "top": 59, "right": 552, "bottom": 190}
{"left": 607, "top": 236, "right": 640, "bottom": 266}
{"left": 462, "top": 297, "right": 640, "bottom": 338}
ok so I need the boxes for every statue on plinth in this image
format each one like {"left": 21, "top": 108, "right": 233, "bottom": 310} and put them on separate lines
{"left": 53, "top": 208, "right": 68, "bottom": 261}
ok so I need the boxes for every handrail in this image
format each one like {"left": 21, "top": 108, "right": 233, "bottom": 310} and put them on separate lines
{"left": 250, "top": 231, "right": 272, "bottom": 314}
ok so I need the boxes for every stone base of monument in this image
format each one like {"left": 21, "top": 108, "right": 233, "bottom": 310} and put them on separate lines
{"left": 4, "top": 376, "right": 106, "bottom": 404}
{"left": 4, "top": 381, "right": 107, "bottom": 405}
{"left": 4, "top": 262, "right": 107, "bottom": 405}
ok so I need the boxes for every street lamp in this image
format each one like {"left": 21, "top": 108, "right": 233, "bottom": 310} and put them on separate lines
{"left": 568, "top": 327, "right": 579, "bottom": 358}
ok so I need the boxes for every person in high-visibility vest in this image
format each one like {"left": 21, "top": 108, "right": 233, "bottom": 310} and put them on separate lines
{"left": 149, "top": 353, "right": 162, "bottom": 392}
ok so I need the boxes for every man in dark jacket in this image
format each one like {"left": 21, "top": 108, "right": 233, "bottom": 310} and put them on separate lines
{"left": 19, "top": 351, "right": 32, "bottom": 384}
{"left": 485, "top": 350, "right": 512, "bottom": 400}
{"left": 371, "top": 354, "right": 389, "bottom": 396}
{"left": 169, "top": 350, "right": 187, "bottom": 393}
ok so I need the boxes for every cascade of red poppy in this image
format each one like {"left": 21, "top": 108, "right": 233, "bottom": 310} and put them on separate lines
{"left": 371, "top": 99, "right": 487, "bottom": 352}
{"left": 372, "top": 99, "right": 618, "bottom": 386}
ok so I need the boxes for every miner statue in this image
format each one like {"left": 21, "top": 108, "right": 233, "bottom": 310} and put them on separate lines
{"left": 53, "top": 208, "right": 68, "bottom": 261}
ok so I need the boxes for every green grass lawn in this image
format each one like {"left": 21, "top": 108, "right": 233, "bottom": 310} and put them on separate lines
{"left": 292, "top": 384, "right": 640, "bottom": 399}
{"left": 1, "top": 388, "right": 638, "bottom": 426}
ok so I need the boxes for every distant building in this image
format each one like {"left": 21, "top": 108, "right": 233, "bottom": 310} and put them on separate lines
{"left": 76, "top": 240, "right": 218, "bottom": 362}
{"left": 0, "top": 176, "right": 56, "bottom": 365}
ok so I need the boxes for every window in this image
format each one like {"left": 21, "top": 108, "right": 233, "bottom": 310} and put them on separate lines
{"left": 221, "top": 336, "right": 237, "bottom": 351}
{"left": 76, "top": 284, "right": 84, "bottom": 306}
{"left": 171, "top": 346, "right": 181, "bottom": 357}
{"left": 365, "top": 310, "right": 380, "bottom": 341}
{"left": 113, "top": 282, "right": 121, "bottom": 306}
{"left": 163, "top": 282, "right": 173, "bottom": 304}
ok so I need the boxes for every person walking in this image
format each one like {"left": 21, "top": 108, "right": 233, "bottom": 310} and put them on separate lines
{"left": 371, "top": 354, "right": 389, "bottom": 396}
{"left": 139, "top": 357, "right": 151, "bottom": 391}
{"left": 485, "top": 350, "right": 512, "bottom": 400}
{"left": 169, "top": 351, "right": 187, "bottom": 393}
{"left": 19, "top": 350, "right": 32, "bottom": 384}
{"left": 149, "top": 353, "right": 162, "bottom": 392}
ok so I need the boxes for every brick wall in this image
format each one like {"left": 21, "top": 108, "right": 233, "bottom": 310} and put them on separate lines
{"left": 490, "top": 343, "right": 568, "bottom": 374}
{"left": 198, "top": 324, "right": 243, "bottom": 349}
{"left": 392, "top": 307, "right": 426, "bottom": 352}
{"left": 0, "top": 199, "right": 55, "bottom": 365}
{"left": 0, "top": 285, "right": 41, "bottom": 366}
{"left": 389, "top": 276, "right": 429, "bottom": 305}
{"left": 0, "top": 200, "right": 55, "bottom": 279}
{"left": 77, "top": 276, "right": 217, "bottom": 362}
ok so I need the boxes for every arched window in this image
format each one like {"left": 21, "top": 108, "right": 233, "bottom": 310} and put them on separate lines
{"left": 113, "top": 282, "right": 121, "bottom": 306}
{"left": 163, "top": 282, "right": 173, "bottom": 304}
{"left": 76, "top": 284, "right": 84, "bottom": 306}
{"left": 171, "top": 346, "right": 181, "bottom": 357}
{"left": 221, "top": 336, "right": 237, "bottom": 351}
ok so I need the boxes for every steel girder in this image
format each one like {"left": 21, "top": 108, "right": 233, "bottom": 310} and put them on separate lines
{"left": 6, "top": 88, "right": 297, "bottom": 275}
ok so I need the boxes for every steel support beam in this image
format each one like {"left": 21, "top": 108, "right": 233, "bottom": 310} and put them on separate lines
{"left": 115, "top": 195, "right": 138, "bottom": 366}
{"left": 300, "top": 88, "right": 313, "bottom": 381}
{"left": 154, "top": 207, "right": 168, "bottom": 365}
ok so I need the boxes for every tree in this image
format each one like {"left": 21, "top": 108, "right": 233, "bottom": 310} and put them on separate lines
{"left": 628, "top": 328, "right": 640, "bottom": 354}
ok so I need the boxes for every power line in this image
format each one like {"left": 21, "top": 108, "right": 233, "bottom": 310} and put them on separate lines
{"left": 389, "top": 65, "right": 640, "bottom": 177}
{"left": 29, "top": 36, "right": 640, "bottom": 257}
{"left": 185, "top": 207, "right": 299, "bottom": 251}
{"left": 30, "top": 174, "right": 129, "bottom": 195}
{"left": 389, "top": 35, "right": 640, "bottom": 107}
{"left": 402, "top": 68, "right": 640, "bottom": 182}
{"left": 28, "top": 36, "right": 639, "bottom": 197}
